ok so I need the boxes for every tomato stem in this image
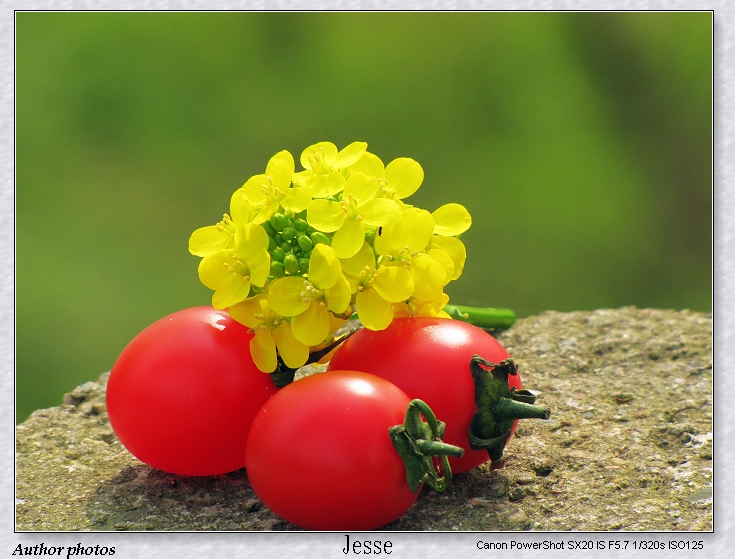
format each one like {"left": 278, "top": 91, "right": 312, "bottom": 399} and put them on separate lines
{"left": 389, "top": 399, "right": 465, "bottom": 493}
{"left": 467, "top": 355, "right": 551, "bottom": 462}
{"left": 442, "top": 304, "right": 516, "bottom": 330}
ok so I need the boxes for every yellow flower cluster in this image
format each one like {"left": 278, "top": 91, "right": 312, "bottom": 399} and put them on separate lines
{"left": 189, "top": 141, "right": 471, "bottom": 373}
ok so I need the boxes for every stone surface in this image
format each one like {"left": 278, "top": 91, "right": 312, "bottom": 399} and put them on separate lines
{"left": 15, "top": 307, "right": 713, "bottom": 531}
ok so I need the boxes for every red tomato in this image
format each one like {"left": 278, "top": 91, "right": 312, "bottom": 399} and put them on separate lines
{"left": 245, "top": 370, "right": 422, "bottom": 530}
{"left": 328, "top": 317, "right": 522, "bottom": 473}
{"left": 106, "top": 306, "right": 278, "bottom": 476}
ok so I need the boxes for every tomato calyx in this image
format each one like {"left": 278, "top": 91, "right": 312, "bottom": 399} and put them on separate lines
{"left": 388, "top": 399, "right": 465, "bottom": 493}
{"left": 468, "top": 355, "right": 551, "bottom": 462}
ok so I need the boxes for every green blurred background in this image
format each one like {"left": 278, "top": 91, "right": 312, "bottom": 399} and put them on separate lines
{"left": 15, "top": 11, "right": 712, "bottom": 423}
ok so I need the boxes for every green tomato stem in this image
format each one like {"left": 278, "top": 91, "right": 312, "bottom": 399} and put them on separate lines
{"left": 442, "top": 304, "right": 516, "bottom": 330}
{"left": 467, "top": 354, "right": 551, "bottom": 462}
{"left": 388, "top": 399, "right": 465, "bottom": 493}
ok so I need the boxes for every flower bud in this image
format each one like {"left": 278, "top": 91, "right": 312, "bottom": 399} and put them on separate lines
{"left": 293, "top": 218, "right": 309, "bottom": 232}
{"left": 283, "top": 254, "right": 300, "bottom": 275}
{"left": 310, "top": 231, "right": 331, "bottom": 246}
{"left": 271, "top": 247, "right": 286, "bottom": 262}
{"left": 282, "top": 227, "right": 297, "bottom": 241}
{"left": 270, "top": 212, "right": 290, "bottom": 232}
{"left": 270, "top": 261, "right": 286, "bottom": 278}
{"left": 297, "top": 235, "right": 313, "bottom": 252}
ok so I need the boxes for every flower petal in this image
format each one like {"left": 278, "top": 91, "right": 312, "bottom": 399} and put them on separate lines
{"left": 358, "top": 198, "right": 403, "bottom": 227}
{"left": 385, "top": 157, "right": 424, "bottom": 199}
{"left": 332, "top": 141, "right": 368, "bottom": 169}
{"left": 212, "top": 274, "right": 251, "bottom": 309}
{"left": 229, "top": 189, "right": 254, "bottom": 223}
{"left": 189, "top": 225, "right": 230, "bottom": 257}
{"left": 402, "top": 207, "right": 435, "bottom": 252}
{"left": 343, "top": 172, "right": 378, "bottom": 203}
{"left": 427, "top": 248, "right": 455, "bottom": 285}
{"left": 409, "top": 253, "right": 446, "bottom": 301}
{"left": 242, "top": 173, "right": 269, "bottom": 206}
{"left": 331, "top": 219, "right": 365, "bottom": 259}
{"left": 356, "top": 288, "right": 394, "bottom": 331}
{"left": 198, "top": 250, "right": 235, "bottom": 290}
{"left": 292, "top": 302, "right": 331, "bottom": 346}
{"left": 272, "top": 322, "right": 309, "bottom": 369}
{"left": 300, "top": 142, "right": 338, "bottom": 170}
{"left": 245, "top": 249, "right": 271, "bottom": 287}
{"left": 340, "top": 242, "right": 376, "bottom": 277}
{"left": 235, "top": 223, "right": 269, "bottom": 259}
{"left": 432, "top": 203, "right": 472, "bottom": 236}
{"left": 431, "top": 235, "right": 467, "bottom": 280}
{"left": 374, "top": 220, "right": 404, "bottom": 256}
{"left": 325, "top": 273, "right": 352, "bottom": 314}
{"left": 250, "top": 329, "right": 278, "bottom": 373}
{"left": 266, "top": 156, "right": 293, "bottom": 191}
{"left": 267, "top": 277, "right": 310, "bottom": 317}
{"left": 309, "top": 244, "right": 342, "bottom": 289}
{"left": 280, "top": 186, "right": 312, "bottom": 213}
{"left": 310, "top": 172, "right": 346, "bottom": 198}
{"left": 228, "top": 295, "right": 266, "bottom": 328}
{"left": 307, "top": 199, "right": 346, "bottom": 232}
{"left": 267, "top": 150, "right": 295, "bottom": 176}
{"left": 373, "top": 265, "right": 415, "bottom": 302}
{"left": 350, "top": 151, "right": 385, "bottom": 178}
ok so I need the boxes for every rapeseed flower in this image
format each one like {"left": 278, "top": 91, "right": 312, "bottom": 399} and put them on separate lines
{"left": 240, "top": 150, "right": 311, "bottom": 223}
{"left": 294, "top": 141, "right": 367, "bottom": 198}
{"left": 228, "top": 294, "right": 310, "bottom": 373}
{"left": 188, "top": 190, "right": 257, "bottom": 257}
{"left": 341, "top": 242, "right": 414, "bottom": 330}
{"left": 197, "top": 222, "right": 270, "bottom": 309}
{"left": 307, "top": 172, "right": 402, "bottom": 258}
{"left": 267, "top": 244, "right": 351, "bottom": 345}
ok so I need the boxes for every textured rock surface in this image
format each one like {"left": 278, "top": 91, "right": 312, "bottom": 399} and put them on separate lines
{"left": 15, "top": 307, "right": 712, "bottom": 531}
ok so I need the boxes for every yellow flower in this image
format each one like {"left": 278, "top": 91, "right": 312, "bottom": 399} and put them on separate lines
{"left": 228, "top": 294, "right": 309, "bottom": 373}
{"left": 432, "top": 203, "right": 472, "bottom": 236}
{"left": 293, "top": 141, "right": 368, "bottom": 198}
{"left": 375, "top": 207, "right": 450, "bottom": 301}
{"left": 307, "top": 172, "right": 402, "bottom": 258}
{"left": 393, "top": 292, "right": 452, "bottom": 320}
{"left": 341, "top": 242, "right": 414, "bottom": 331}
{"left": 188, "top": 190, "right": 257, "bottom": 257}
{"left": 240, "top": 150, "right": 311, "bottom": 224}
{"left": 267, "top": 244, "right": 352, "bottom": 346}
{"left": 427, "top": 203, "right": 471, "bottom": 280}
{"left": 378, "top": 157, "right": 425, "bottom": 202}
{"left": 430, "top": 235, "right": 467, "bottom": 280}
{"left": 197, "top": 222, "right": 271, "bottom": 309}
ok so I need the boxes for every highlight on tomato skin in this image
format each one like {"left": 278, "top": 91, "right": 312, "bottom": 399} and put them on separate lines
{"left": 327, "top": 316, "right": 522, "bottom": 474}
{"left": 106, "top": 306, "right": 279, "bottom": 477}
{"left": 244, "top": 370, "right": 423, "bottom": 531}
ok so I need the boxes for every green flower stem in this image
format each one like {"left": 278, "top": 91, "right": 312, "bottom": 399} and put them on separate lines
{"left": 442, "top": 304, "right": 516, "bottom": 329}
{"left": 388, "top": 399, "right": 465, "bottom": 493}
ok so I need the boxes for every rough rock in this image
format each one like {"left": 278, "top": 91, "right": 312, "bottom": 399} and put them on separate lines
{"left": 15, "top": 307, "right": 712, "bottom": 531}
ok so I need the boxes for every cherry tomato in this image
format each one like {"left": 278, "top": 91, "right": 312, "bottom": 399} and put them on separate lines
{"left": 328, "top": 317, "right": 521, "bottom": 473}
{"left": 106, "top": 306, "right": 278, "bottom": 476}
{"left": 245, "top": 370, "right": 424, "bottom": 530}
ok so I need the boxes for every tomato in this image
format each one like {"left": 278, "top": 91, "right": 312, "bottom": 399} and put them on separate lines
{"left": 106, "top": 306, "right": 278, "bottom": 476}
{"left": 244, "top": 370, "right": 461, "bottom": 530}
{"left": 328, "top": 317, "right": 522, "bottom": 473}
